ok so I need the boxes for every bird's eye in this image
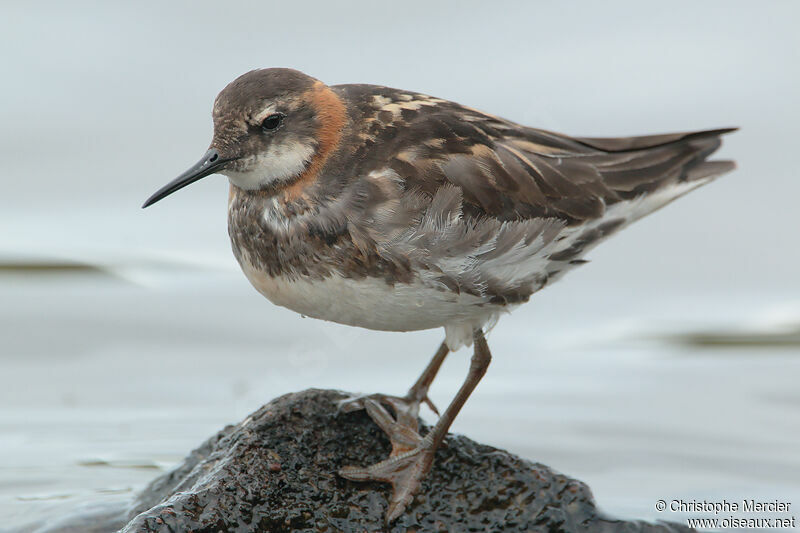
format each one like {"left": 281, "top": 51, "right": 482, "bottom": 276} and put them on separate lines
{"left": 261, "top": 113, "right": 284, "bottom": 131}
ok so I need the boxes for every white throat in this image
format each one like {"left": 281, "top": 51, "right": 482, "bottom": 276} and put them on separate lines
{"left": 224, "top": 143, "right": 315, "bottom": 190}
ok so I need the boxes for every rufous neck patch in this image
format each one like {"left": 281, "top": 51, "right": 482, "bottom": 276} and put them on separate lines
{"left": 282, "top": 82, "right": 347, "bottom": 201}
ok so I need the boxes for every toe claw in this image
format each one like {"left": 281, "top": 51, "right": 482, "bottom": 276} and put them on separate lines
{"left": 386, "top": 499, "right": 408, "bottom": 524}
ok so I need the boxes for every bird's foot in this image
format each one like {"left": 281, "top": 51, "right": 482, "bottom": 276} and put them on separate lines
{"left": 338, "top": 396, "right": 425, "bottom": 454}
{"left": 337, "top": 389, "right": 439, "bottom": 419}
{"left": 339, "top": 438, "right": 435, "bottom": 523}
{"left": 338, "top": 397, "right": 438, "bottom": 521}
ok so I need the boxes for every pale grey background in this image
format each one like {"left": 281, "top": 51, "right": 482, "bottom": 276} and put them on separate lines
{"left": 1, "top": 1, "right": 798, "bottom": 530}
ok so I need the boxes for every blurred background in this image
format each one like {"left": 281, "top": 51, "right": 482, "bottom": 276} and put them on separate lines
{"left": 2, "top": 1, "right": 798, "bottom": 530}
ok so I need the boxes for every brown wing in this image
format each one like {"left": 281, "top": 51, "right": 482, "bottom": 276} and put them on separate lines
{"left": 324, "top": 86, "right": 737, "bottom": 303}
{"left": 401, "top": 111, "right": 735, "bottom": 225}
{"left": 337, "top": 85, "right": 735, "bottom": 225}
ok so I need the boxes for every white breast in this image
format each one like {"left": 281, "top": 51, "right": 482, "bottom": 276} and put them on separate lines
{"left": 239, "top": 261, "right": 499, "bottom": 350}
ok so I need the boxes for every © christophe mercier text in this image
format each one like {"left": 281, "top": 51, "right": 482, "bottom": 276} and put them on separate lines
{"left": 658, "top": 499, "right": 791, "bottom": 514}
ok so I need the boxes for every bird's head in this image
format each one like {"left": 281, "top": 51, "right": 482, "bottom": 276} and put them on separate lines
{"left": 143, "top": 68, "right": 346, "bottom": 207}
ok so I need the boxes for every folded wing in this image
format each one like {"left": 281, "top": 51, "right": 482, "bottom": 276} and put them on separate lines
{"left": 344, "top": 97, "right": 736, "bottom": 305}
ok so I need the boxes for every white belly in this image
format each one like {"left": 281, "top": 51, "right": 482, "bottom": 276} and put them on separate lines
{"left": 239, "top": 261, "right": 499, "bottom": 349}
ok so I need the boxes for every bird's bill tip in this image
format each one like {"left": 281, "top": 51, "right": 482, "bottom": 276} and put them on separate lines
{"left": 142, "top": 148, "right": 228, "bottom": 208}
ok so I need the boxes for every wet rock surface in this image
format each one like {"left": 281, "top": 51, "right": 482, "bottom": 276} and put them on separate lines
{"left": 39, "top": 389, "right": 694, "bottom": 532}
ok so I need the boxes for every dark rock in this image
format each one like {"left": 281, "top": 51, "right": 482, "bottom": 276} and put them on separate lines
{"left": 114, "top": 389, "right": 691, "bottom": 533}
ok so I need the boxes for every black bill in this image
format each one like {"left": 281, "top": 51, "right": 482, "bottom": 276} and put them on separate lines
{"left": 142, "top": 148, "right": 230, "bottom": 208}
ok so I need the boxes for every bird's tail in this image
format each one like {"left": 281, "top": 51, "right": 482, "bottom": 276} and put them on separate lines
{"left": 542, "top": 128, "right": 737, "bottom": 278}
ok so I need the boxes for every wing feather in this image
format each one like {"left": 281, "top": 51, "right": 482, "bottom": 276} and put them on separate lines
{"left": 335, "top": 85, "right": 736, "bottom": 305}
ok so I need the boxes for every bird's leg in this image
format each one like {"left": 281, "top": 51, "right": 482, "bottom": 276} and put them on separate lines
{"left": 337, "top": 342, "right": 449, "bottom": 457}
{"left": 405, "top": 341, "right": 449, "bottom": 415}
{"left": 340, "top": 330, "right": 492, "bottom": 523}
{"left": 338, "top": 341, "right": 449, "bottom": 420}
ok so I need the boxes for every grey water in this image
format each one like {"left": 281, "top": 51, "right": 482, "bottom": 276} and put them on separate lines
{"left": 2, "top": 1, "right": 798, "bottom": 530}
